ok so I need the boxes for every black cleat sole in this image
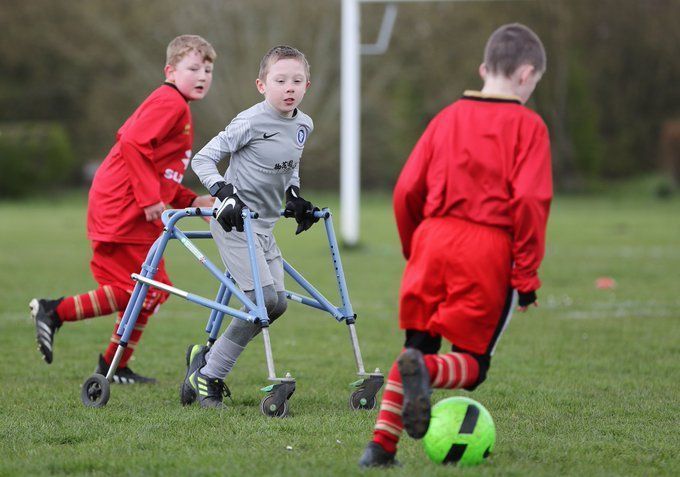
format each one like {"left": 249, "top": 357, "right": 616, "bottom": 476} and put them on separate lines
{"left": 398, "top": 348, "right": 431, "bottom": 439}
{"left": 181, "top": 344, "right": 209, "bottom": 406}
{"left": 181, "top": 345, "right": 198, "bottom": 406}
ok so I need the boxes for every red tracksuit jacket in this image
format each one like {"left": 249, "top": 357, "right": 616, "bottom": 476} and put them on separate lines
{"left": 393, "top": 91, "right": 553, "bottom": 293}
{"left": 87, "top": 83, "right": 197, "bottom": 244}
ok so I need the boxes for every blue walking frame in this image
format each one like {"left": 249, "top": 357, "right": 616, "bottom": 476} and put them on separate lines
{"left": 80, "top": 206, "right": 384, "bottom": 416}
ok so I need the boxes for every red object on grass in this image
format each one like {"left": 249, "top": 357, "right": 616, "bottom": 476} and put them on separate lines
{"left": 595, "top": 277, "right": 616, "bottom": 289}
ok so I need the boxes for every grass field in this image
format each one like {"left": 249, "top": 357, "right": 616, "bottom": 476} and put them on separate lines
{"left": 1, "top": 191, "right": 678, "bottom": 476}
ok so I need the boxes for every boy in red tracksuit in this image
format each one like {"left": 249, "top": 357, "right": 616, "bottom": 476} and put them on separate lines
{"left": 29, "top": 35, "right": 217, "bottom": 384}
{"left": 360, "top": 23, "right": 553, "bottom": 467}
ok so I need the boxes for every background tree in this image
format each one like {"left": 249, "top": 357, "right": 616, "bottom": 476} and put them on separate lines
{"left": 0, "top": 0, "right": 678, "bottom": 196}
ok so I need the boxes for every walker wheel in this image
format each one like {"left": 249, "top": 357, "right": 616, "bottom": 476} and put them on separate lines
{"left": 81, "top": 373, "right": 110, "bottom": 408}
{"left": 349, "top": 389, "right": 377, "bottom": 410}
{"left": 260, "top": 394, "right": 289, "bottom": 418}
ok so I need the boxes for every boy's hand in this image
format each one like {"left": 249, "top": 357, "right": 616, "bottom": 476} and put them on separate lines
{"left": 285, "top": 186, "right": 319, "bottom": 235}
{"left": 192, "top": 195, "right": 215, "bottom": 208}
{"left": 517, "top": 290, "right": 538, "bottom": 312}
{"left": 192, "top": 195, "right": 215, "bottom": 222}
{"left": 144, "top": 202, "right": 165, "bottom": 222}
{"left": 214, "top": 193, "right": 246, "bottom": 232}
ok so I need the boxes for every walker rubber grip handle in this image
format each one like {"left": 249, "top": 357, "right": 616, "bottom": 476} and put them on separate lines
{"left": 281, "top": 209, "right": 329, "bottom": 219}
{"left": 209, "top": 209, "right": 259, "bottom": 219}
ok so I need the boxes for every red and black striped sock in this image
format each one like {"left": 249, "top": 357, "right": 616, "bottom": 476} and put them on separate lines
{"left": 102, "top": 308, "right": 151, "bottom": 368}
{"left": 372, "top": 351, "right": 480, "bottom": 452}
{"left": 425, "top": 352, "right": 480, "bottom": 389}
{"left": 55, "top": 286, "right": 128, "bottom": 322}
{"left": 101, "top": 288, "right": 168, "bottom": 369}
{"left": 373, "top": 360, "right": 403, "bottom": 453}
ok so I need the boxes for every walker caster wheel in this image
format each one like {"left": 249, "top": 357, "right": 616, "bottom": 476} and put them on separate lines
{"left": 259, "top": 380, "right": 295, "bottom": 418}
{"left": 349, "top": 390, "right": 377, "bottom": 410}
{"left": 260, "top": 394, "right": 289, "bottom": 418}
{"left": 348, "top": 373, "right": 384, "bottom": 410}
{"left": 81, "top": 374, "right": 110, "bottom": 408}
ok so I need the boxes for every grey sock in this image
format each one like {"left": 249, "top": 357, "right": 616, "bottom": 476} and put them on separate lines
{"left": 201, "top": 334, "right": 246, "bottom": 380}
{"left": 201, "top": 286, "right": 280, "bottom": 379}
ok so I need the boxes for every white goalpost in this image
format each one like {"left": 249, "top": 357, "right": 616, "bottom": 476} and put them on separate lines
{"left": 340, "top": 0, "right": 515, "bottom": 246}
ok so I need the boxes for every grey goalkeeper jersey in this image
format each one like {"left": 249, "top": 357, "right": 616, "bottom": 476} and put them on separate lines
{"left": 192, "top": 100, "right": 313, "bottom": 235}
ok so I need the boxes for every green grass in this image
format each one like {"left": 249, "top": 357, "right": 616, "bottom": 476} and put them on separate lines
{"left": 1, "top": 192, "right": 678, "bottom": 476}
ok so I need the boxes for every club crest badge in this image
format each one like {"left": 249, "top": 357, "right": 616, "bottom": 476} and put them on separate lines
{"left": 296, "top": 126, "right": 307, "bottom": 147}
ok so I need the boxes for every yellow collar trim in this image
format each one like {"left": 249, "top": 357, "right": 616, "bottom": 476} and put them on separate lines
{"left": 463, "top": 90, "right": 522, "bottom": 102}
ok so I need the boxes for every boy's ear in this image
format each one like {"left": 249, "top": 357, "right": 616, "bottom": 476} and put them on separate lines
{"left": 479, "top": 63, "right": 487, "bottom": 81}
{"left": 518, "top": 64, "right": 535, "bottom": 85}
{"left": 164, "top": 64, "right": 175, "bottom": 82}
{"left": 255, "top": 78, "right": 266, "bottom": 94}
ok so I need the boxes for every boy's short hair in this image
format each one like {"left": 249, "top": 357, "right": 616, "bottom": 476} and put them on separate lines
{"left": 166, "top": 35, "right": 216, "bottom": 66}
{"left": 483, "top": 23, "right": 546, "bottom": 77}
{"left": 258, "top": 45, "right": 310, "bottom": 81}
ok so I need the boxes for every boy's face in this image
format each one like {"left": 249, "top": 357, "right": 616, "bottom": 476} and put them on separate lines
{"left": 256, "top": 58, "right": 310, "bottom": 117}
{"left": 164, "top": 50, "right": 213, "bottom": 101}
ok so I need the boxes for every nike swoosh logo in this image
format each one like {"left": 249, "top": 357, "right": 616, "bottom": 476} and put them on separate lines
{"left": 224, "top": 198, "right": 236, "bottom": 208}
{"left": 263, "top": 132, "right": 279, "bottom": 139}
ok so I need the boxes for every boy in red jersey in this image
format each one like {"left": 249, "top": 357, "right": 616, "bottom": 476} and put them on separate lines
{"left": 29, "top": 35, "right": 217, "bottom": 384}
{"left": 359, "top": 23, "right": 553, "bottom": 467}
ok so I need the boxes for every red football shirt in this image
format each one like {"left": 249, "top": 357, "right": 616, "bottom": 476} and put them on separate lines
{"left": 393, "top": 91, "right": 553, "bottom": 293}
{"left": 87, "top": 83, "right": 198, "bottom": 244}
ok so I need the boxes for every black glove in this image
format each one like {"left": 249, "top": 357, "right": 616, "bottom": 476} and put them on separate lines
{"left": 285, "top": 186, "right": 319, "bottom": 235}
{"left": 212, "top": 183, "right": 246, "bottom": 232}
{"left": 518, "top": 290, "right": 537, "bottom": 308}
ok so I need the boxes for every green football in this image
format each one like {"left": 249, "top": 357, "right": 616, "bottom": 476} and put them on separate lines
{"left": 422, "top": 396, "right": 496, "bottom": 466}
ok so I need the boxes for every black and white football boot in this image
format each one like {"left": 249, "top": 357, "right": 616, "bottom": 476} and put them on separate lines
{"left": 29, "top": 297, "right": 63, "bottom": 364}
{"left": 95, "top": 354, "right": 156, "bottom": 384}
{"left": 358, "top": 442, "right": 400, "bottom": 468}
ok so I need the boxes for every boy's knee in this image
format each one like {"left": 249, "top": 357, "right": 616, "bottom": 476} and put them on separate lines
{"left": 404, "top": 329, "right": 442, "bottom": 354}
{"left": 262, "top": 286, "right": 279, "bottom": 315}
{"left": 269, "top": 291, "right": 287, "bottom": 322}
{"left": 245, "top": 286, "right": 280, "bottom": 320}
{"left": 141, "top": 289, "right": 168, "bottom": 313}
{"left": 464, "top": 353, "right": 491, "bottom": 391}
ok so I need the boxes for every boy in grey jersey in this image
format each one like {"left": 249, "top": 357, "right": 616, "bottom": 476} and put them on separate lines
{"left": 183, "top": 45, "right": 319, "bottom": 408}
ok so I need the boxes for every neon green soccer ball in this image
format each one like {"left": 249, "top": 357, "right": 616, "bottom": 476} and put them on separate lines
{"left": 422, "top": 396, "right": 496, "bottom": 466}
